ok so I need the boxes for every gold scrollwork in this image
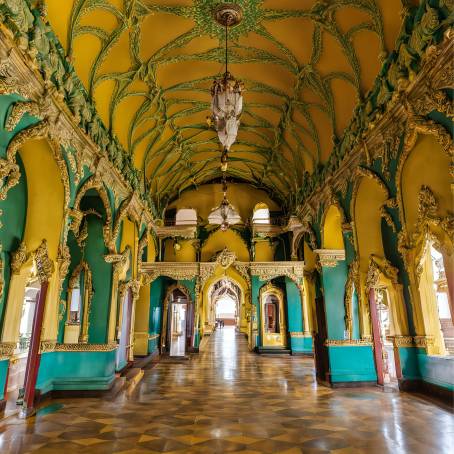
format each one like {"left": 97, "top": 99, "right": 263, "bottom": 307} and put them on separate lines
{"left": 34, "top": 239, "right": 55, "bottom": 284}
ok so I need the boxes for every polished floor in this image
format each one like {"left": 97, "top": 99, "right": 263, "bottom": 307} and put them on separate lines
{"left": 0, "top": 327, "right": 453, "bottom": 453}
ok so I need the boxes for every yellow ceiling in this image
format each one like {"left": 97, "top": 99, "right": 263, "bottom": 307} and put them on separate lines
{"left": 45, "top": 0, "right": 405, "bottom": 205}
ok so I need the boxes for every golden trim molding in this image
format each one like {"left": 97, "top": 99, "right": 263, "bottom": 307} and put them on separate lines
{"left": 289, "top": 332, "right": 312, "bottom": 338}
{"left": 40, "top": 342, "right": 118, "bottom": 353}
{"left": 0, "top": 342, "right": 16, "bottom": 360}
{"left": 324, "top": 339, "right": 373, "bottom": 347}
{"left": 314, "top": 249, "right": 345, "bottom": 268}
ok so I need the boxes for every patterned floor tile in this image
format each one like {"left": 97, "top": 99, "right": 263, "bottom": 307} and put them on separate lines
{"left": 0, "top": 326, "right": 452, "bottom": 453}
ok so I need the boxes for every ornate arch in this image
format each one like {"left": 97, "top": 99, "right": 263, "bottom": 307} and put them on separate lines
{"left": 71, "top": 175, "right": 113, "bottom": 250}
{"left": 66, "top": 261, "right": 93, "bottom": 343}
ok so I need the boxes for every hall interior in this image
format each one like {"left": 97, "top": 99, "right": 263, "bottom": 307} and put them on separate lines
{"left": 0, "top": 0, "right": 453, "bottom": 452}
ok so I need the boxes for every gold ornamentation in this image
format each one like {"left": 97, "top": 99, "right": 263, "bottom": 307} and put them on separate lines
{"left": 215, "top": 248, "right": 236, "bottom": 269}
{"left": 250, "top": 261, "right": 304, "bottom": 284}
{"left": 52, "top": 342, "right": 118, "bottom": 352}
{"left": 380, "top": 205, "right": 397, "bottom": 232}
{"left": 365, "top": 255, "right": 399, "bottom": 293}
{"left": 57, "top": 244, "right": 70, "bottom": 296}
{"left": 324, "top": 339, "right": 373, "bottom": 346}
{"left": 0, "top": 342, "right": 16, "bottom": 359}
{"left": 11, "top": 242, "right": 28, "bottom": 274}
{"left": 112, "top": 195, "right": 133, "bottom": 244}
{"left": 289, "top": 332, "right": 311, "bottom": 338}
{"left": 344, "top": 260, "right": 359, "bottom": 339}
{"left": 313, "top": 249, "right": 345, "bottom": 268}
{"left": 5, "top": 101, "right": 42, "bottom": 131}
{"left": 0, "top": 121, "right": 49, "bottom": 201}
{"left": 388, "top": 335, "right": 414, "bottom": 347}
{"left": 142, "top": 262, "right": 199, "bottom": 282}
{"left": 413, "top": 335, "right": 435, "bottom": 348}
{"left": 34, "top": 239, "right": 54, "bottom": 284}
{"left": 73, "top": 176, "right": 114, "bottom": 250}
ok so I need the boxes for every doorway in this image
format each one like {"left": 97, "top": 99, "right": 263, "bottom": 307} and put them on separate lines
{"left": 116, "top": 288, "right": 133, "bottom": 370}
{"left": 6, "top": 278, "right": 40, "bottom": 408}
{"left": 162, "top": 287, "right": 193, "bottom": 357}
{"left": 209, "top": 278, "right": 240, "bottom": 331}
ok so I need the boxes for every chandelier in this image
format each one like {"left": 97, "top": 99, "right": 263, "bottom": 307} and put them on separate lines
{"left": 207, "top": 174, "right": 241, "bottom": 231}
{"left": 209, "top": 4, "right": 244, "bottom": 153}
{"left": 207, "top": 4, "right": 243, "bottom": 232}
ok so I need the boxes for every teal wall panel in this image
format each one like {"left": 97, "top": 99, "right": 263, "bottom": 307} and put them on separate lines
{"left": 289, "top": 336, "right": 313, "bottom": 354}
{"left": 36, "top": 350, "right": 116, "bottom": 394}
{"left": 351, "top": 290, "right": 360, "bottom": 340}
{"left": 0, "top": 359, "right": 8, "bottom": 400}
{"left": 398, "top": 347, "right": 420, "bottom": 381}
{"left": 85, "top": 218, "right": 112, "bottom": 343}
{"left": 285, "top": 278, "right": 302, "bottom": 333}
{"left": 328, "top": 346, "right": 377, "bottom": 383}
{"left": 417, "top": 352, "right": 454, "bottom": 391}
{"left": 321, "top": 261, "right": 348, "bottom": 340}
{"left": 251, "top": 276, "right": 262, "bottom": 348}
{"left": 148, "top": 336, "right": 160, "bottom": 354}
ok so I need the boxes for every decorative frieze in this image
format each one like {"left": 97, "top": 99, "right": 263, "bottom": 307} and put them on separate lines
{"left": 250, "top": 261, "right": 304, "bottom": 284}
{"left": 388, "top": 336, "right": 414, "bottom": 347}
{"left": 0, "top": 342, "right": 16, "bottom": 360}
{"left": 314, "top": 249, "right": 345, "bottom": 268}
{"left": 40, "top": 342, "right": 118, "bottom": 353}
{"left": 289, "top": 332, "right": 312, "bottom": 338}
{"left": 324, "top": 339, "right": 373, "bottom": 347}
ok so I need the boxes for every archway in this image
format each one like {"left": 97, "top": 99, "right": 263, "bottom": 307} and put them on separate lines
{"left": 210, "top": 278, "right": 241, "bottom": 329}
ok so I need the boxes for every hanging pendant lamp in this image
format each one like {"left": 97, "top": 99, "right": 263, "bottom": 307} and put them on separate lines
{"left": 209, "top": 4, "right": 244, "bottom": 153}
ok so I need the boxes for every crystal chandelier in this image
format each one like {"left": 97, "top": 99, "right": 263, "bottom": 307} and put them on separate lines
{"left": 207, "top": 4, "right": 243, "bottom": 232}
{"left": 209, "top": 4, "right": 244, "bottom": 153}
{"left": 207, "top": 174, "right": 242, "bottom": 231}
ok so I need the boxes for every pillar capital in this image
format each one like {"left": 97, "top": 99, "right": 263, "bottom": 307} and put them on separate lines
{"left": 314, "top": 249, "right": 345, "bottom": 268}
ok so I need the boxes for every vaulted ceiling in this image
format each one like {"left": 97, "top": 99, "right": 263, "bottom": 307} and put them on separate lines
{"left": 46, "top": 0, "right": 407, "bottom": 207}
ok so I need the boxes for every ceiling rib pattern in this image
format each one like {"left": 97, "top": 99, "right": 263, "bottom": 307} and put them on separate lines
{"left": 47, "top": 0, "right": 404, "bottom": 210}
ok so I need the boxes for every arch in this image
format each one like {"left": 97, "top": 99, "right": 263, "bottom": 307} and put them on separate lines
{"left": 259, "top": 282, "right": 287, "bottom": 348}
{"left": 175, "top": 208, "right": 197, "bottom": 225}
{"left": 209, "top": 277, "right": 242, "bottom": 328}
{"left": 200, "top": 266, "right": 249, "bottom": 336}
{"left": 64, "top": 261, "right": 93, "bottom": 343}
{"left": 398, "top": 133, "right": 453, "bottom": 354}
{"left": 201, "top": 229, "right": 249, "bottom": 262}
{"left": 72, "top": 175, "right": 113, "bottom": 250}
{"left": 252, "top": 202, "right": 270, "bottom": 224}
{"left": 322, "top": 205, "right": 344, "bottom": 250}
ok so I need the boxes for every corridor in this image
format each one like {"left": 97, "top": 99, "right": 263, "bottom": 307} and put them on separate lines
{"left": 0, "top": 328, "right": 452, "bottom": 453}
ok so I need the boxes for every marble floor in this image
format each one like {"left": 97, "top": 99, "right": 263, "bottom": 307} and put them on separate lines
{"left": 0, "top": 327, "right": 453, "bottom": 453}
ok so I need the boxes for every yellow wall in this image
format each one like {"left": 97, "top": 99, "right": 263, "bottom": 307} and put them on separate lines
{"left": 168, "top": 183, "right": 280, "bottom": 223}
{"left": 304, "top": 241, "right": 316, "bottom": 270}
{"left": 20, "top": 139, "right": 64, "bottom": 260}
{"left": 254, "top": 240, "right": 275, "bottom": 261}
{"left": 163, "top": 239, "right": 196, "bottom": 262}
{"left": 3, "top": 139, "right": 66, "bottom": 343}
{"left": 355, "top": 177, "right": 387, "bottom": 272}
{"left": 401, "top": 134, "right": 453, "bottom": 233}
{"left": 201, "top": 229, "right": 249, "bottom": 262}
{"left": 322, "top": 205, "right": 344, "bottom": 249}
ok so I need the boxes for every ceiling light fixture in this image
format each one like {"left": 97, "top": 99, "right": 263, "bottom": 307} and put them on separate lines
{"left": 209, "top": 4, "right": 244, "bottom": 158}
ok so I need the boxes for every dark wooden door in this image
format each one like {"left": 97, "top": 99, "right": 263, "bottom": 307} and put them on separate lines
{"left": 313, "top": 295, "right": 330, "bottom": 384}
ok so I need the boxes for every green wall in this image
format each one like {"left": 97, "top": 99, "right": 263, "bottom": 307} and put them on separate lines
{"left": 36, "top": 350, "right": 116, "bottom": 394}
{"left": 321, "top": 261, "right": 348, "bottom": 340}
{"left": 0, "top": 359, "right": 8, "bottom": 400}
{"left": 85, "top": 217, "right": 112, "bottom": 343}
{"left": 328, "top": 346, "right": 377, "bottom": 384}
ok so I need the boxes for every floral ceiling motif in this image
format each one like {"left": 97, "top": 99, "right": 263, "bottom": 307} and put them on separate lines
{"left": 45, "top": 0, "right": 407, "bottom": 209}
